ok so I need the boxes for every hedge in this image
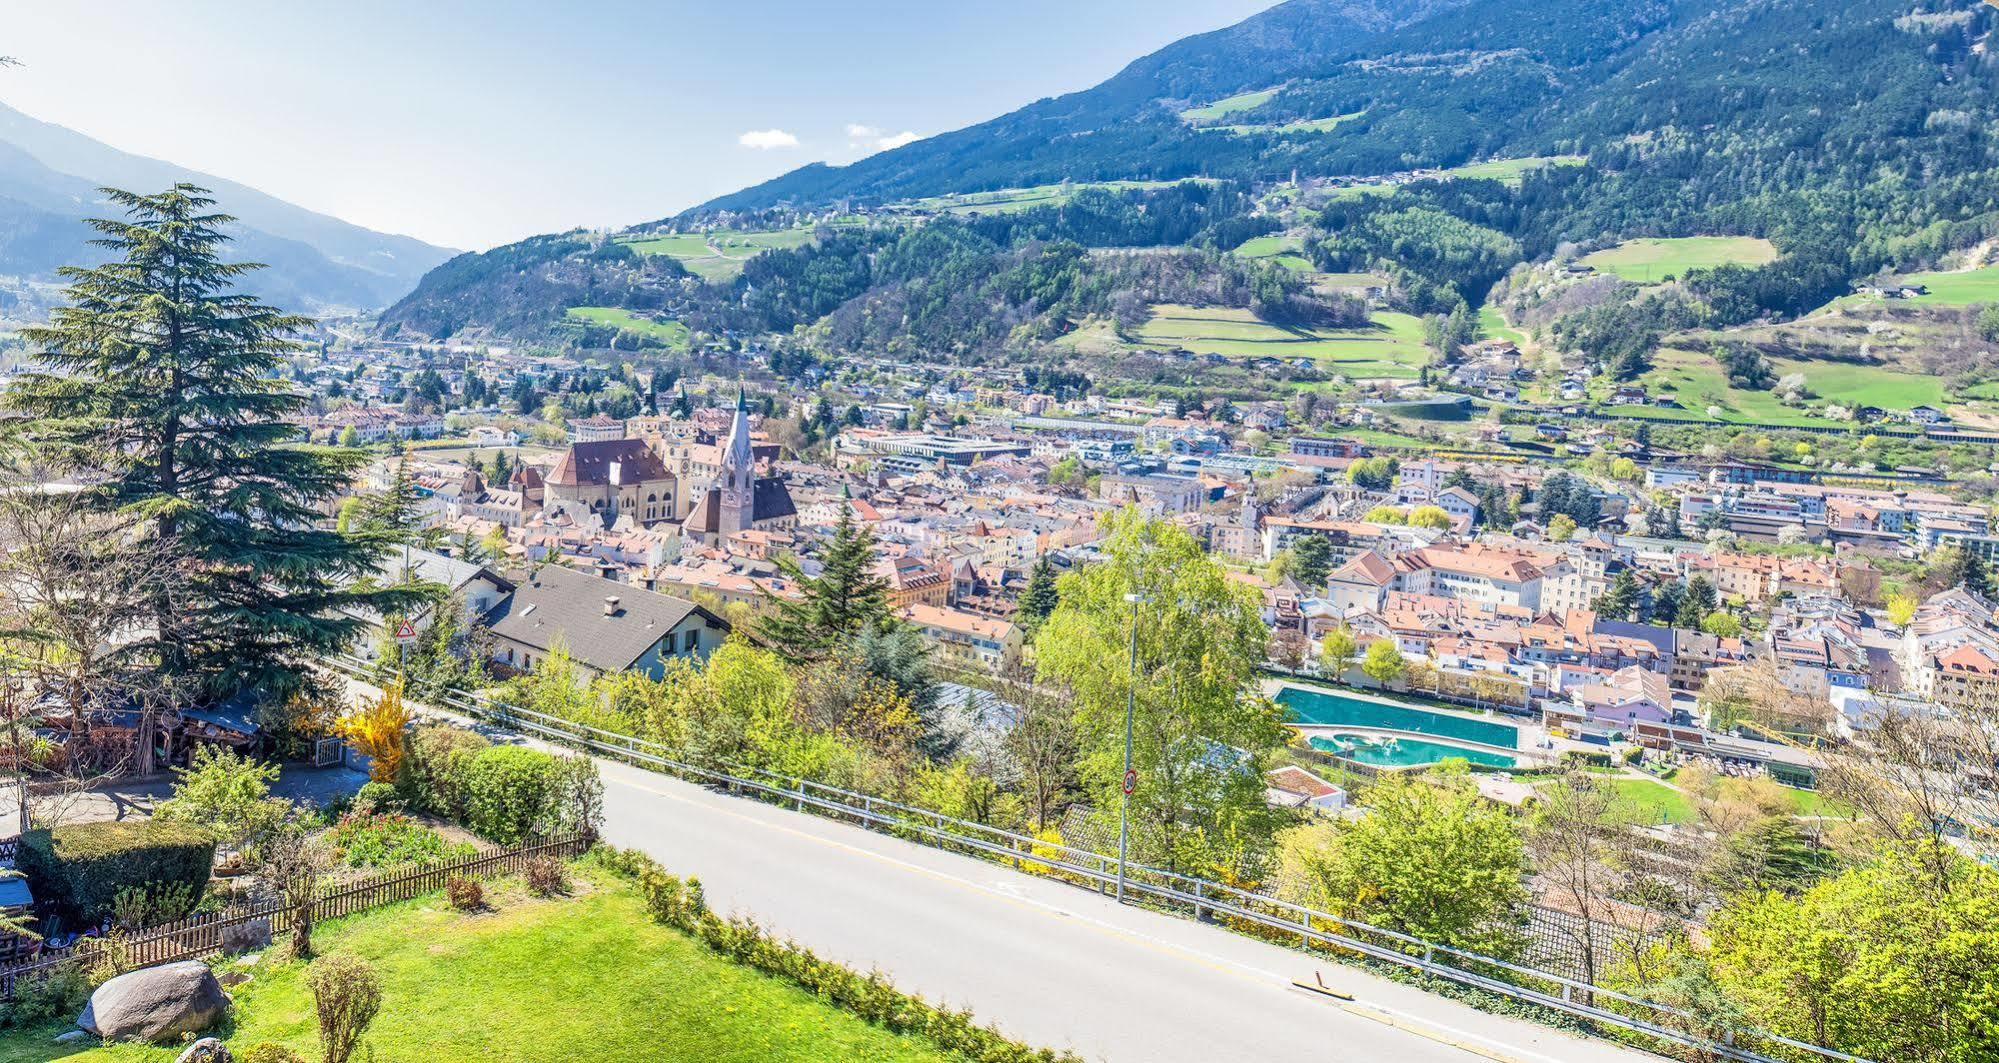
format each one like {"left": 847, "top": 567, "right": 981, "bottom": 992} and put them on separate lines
{"left": 18, "top": 820, "right": 215, "bottom": 925}
{"left": 399, "top": 726, "right": 602, "bottom": 844}
{"left": 591, "top": 846, "right": 1083, "bottom": 1063}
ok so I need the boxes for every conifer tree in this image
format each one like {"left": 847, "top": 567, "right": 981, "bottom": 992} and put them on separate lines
{"left": 6, "top": 184, "right": 421, "bottom": 700}
{"left": 759, "top": 502, "right": 890, "bottom": 660}
{"left": 1016, "top": 555, "right": 1060, "bottom": 633}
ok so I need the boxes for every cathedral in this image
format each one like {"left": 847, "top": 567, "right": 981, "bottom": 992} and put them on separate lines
{"left": 681, "top": 391, "right": 796, "bottom": 546}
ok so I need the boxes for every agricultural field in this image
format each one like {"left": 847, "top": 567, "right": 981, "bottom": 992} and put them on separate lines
{"left": 1198, "top": 112, "right": 1364, "bottom": 136}
{"left": 1580, "top": 236, "right": 1779, "bottom": 284}
{"left": 621, "top": 228, "right": 813, "bottom": 282}
{"left": 1178, "top": 87, "right": 1279, "bottom": 123}
{"left": 1231, "top": 233, "right": 1314, "bottom": 271}
{"left": 1866, "top": 264, "right": 1999, "bottom": 306}
{"left": 1631, "top": 347, "right": 1944, "bottom": 426}
{"left": 1, "top": 870, "right": 956, "bottom": 1063}
{"left": 563, "top": 306, "right": 690, "bottom": 348}
{"left": 1477, "top": 304, "right": 1529, "bottom": 348}
{"left": 905, "top": 179, "right": 1190, "bottom": 216}
{"left": 1325, "top": 155, "right": 1584, "bottom": 199}
{"left": 1134, "top": 304, "right": 1429, "bottom": 378}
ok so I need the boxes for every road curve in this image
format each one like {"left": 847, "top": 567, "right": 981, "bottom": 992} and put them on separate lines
{"left": 594, "top": 758, "right": 1661, "bottom": 1063}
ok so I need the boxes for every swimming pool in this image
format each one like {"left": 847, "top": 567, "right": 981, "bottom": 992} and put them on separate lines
{"left": 1308, "top": 732, "right": 1519, "bottom": 770}
{"left": 1277, "top": 686, "right": 1520, "bottom": 748}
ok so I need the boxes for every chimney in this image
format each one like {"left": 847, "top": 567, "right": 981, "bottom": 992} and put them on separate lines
{"left": 603, "top": 595, "right": 620, "bottom": 617}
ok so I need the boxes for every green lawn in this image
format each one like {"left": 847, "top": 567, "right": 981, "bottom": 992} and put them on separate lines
{"left": 1604, "top": 777, "right": 1694, "bottom": 825}
{"left": 563, "top": 306, "right": 690, "bottom": 347}
{"left": 1580, "top": 237, "right": 1779, "bottom": 284}
{"left": 1178, "top": 87, "right": 1279, "bottom": 122}
{"left": 2, "top": 871, "right": 953, "bottom": 1063}
{"left": 1134, "top": 304, "right": 1430, "bottom": 377}
{"left": 621, "top": 228, "right": 813, "bottom": 282}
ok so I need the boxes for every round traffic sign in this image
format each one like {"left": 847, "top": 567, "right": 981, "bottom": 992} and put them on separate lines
{"left": 1122, "top": 769, "right": 1138, "bottom": 795}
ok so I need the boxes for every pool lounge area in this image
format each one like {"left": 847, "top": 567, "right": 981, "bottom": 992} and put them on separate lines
{"left": 1278, "top": 684, "right": 1529, "bottom": 770}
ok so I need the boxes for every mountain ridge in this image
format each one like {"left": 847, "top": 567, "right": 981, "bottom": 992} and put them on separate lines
{"left": 0, "top": 101, "right": 456, "bottom": 313}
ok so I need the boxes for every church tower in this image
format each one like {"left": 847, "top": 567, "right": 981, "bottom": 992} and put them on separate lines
{"left": 718, "top": 388, "right": 756, "bottom": 536}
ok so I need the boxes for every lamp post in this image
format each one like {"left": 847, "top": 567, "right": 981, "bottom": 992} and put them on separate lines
{"left": 1117, "top": 589, "right": 1148, "bottom": 902}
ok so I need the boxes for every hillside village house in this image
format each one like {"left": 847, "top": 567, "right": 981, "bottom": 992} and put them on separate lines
{"left": 479, "top": 563, "right": 729, "bottom": 680}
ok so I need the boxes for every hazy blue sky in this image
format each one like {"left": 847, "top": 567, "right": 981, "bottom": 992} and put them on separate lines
{"left": 4, "top": 1, "right": 1276, "bottom": 251}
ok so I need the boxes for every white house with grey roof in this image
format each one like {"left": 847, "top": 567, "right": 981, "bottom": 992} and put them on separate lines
{"left": 479, "top": 563, "right": 729, "bottom": 679}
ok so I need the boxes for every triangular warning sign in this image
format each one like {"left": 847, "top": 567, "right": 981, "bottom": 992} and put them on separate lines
{"left": 394, "top": 619, "right": 418, "bottom": 640}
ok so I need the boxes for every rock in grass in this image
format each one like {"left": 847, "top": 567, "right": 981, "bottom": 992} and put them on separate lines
{"left": 77, "top": 960, "right": 229, "bottom": 1043}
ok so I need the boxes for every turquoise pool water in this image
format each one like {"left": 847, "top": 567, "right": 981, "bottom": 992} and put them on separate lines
{"left": 1309, "top": 733, "right": 1519, "bottom": 769}
{"left": 1278, "top": 686, "right": 1520, "bottom": 748}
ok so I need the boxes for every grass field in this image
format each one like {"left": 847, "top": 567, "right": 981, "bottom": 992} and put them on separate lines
{"left": 0, "top": 871, "right": 954, "bottom": 1063}
{"left": 1179, "top": 87, "right": 1279, "bottom": 122}
{"left": 1231, "top": 234, "right": 1315, "bottom": 270}
{"left": 1635, "top": 347, "right": 1941, "bottom": 425}
{"left": 1135, "top": 304, "right": 1429, "bottom": 377}
{"left": 621, "top": 228, "right": 813, "bottom": 282}
{"left": 1327, "top": 155, "right": 1584, "bottom": 199}
{"left": 1602, "top": 777, "right": 1694, "bottom": 826}
{"left": 1873, "top": 264, "right": 1999, "bottom": 305}
{"left": 1200, "top": 112, "right": 1364, "bottom": 136}
{"left": 906, "top": 179, "right": 1190, "bottom": 216}
{"left": 1477, "top": 304, "right": 1528, "bottom": 347}
{"left": 1580, "top": 237, "right": 1779, "bottom": 283}
{"left": 563, "top": 306, "right": 690, "bottom": 347}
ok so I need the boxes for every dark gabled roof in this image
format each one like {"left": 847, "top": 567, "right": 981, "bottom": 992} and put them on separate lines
{"left": 479, "top": 564, "right": 725, "bottom": 672}
{"left": 546, "top": 439, "right": 671, "bottom": 488}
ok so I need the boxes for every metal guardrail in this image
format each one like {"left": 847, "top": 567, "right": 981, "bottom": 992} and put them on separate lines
{"left": 323, "top": 654, "right": 1871, "bottom": 1063}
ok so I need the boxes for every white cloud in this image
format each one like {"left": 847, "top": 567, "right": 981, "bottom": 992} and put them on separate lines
{"left": 738, "top": 128, "right": 800, "bottom": 150}
{"left": 844, "top": 123, "right": 922, "bottom": 152}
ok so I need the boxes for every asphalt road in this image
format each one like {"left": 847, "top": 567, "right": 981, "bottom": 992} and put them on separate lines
{"left": 594, "top": 758, "right": 1662, "bottom": 1063}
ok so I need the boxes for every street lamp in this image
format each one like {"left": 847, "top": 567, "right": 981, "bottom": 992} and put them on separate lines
{"left": 1117, "top": 589, "right": 1149, "bottom": 903}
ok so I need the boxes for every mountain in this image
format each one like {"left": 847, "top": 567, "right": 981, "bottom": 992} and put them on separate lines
{"left": 385, "top": 0, "right": 1999, "bottom": 371}
{"left": 0, "top": 102, "right": 456, "bottom": 314}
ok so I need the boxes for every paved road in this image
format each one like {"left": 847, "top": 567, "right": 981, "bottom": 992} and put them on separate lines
{"left": 594, "top": 758, "right": 1661, "bottom": 1063}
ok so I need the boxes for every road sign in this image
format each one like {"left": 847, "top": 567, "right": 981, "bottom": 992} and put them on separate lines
{"left": 393, "top": 619, "right": 418, "bottom": 645}
{"left": 1122, "top": 769, "right": 1137, "bottom": 796}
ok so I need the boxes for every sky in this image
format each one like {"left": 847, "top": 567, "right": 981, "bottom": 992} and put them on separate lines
{"left": 2, "top": 1, "right": 1277, "bottom": 252}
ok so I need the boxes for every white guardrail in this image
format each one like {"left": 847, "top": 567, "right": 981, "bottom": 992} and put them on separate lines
{"left": 319, "top": 654, "right": 1871, "bottom": 1063}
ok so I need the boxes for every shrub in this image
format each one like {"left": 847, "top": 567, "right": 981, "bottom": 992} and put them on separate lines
{"left": 308, "top": 954, "right": 382, "bottom": 1063}
{"left": 2, "top": 963, "right": 89, "bottom": 1028}
{"left": 236, "top": 1044, "right": 308, "bottom": 1063}
{"left": 153, "top": 745, "right": 290, "bottom": 851}
{"left": 461, "top": 746, "right": 600, "bottom": 842}
{"left": 111, "top": 880, "right": 199, "bottom": 930}
{"left": 325, "top": 812, "right": 448, "bottom": 868}
{"left": 445, "top": 874, "right": 483, "bottom": 911}
{"left": 523, "top": 855, "right": 567, "bottom": 897}
{"left": 18, "top": 820, "right": 216, "bottom": 926}
{"left": 399, "top": 724, "right": 491, "bottom": 821}
{"left": 349, "top": 781, "right": 404, "bottom": 815}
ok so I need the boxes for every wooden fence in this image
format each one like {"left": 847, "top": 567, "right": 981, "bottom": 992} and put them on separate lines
{"left": 0, "top": 833, "right": 590, "bottom": 997}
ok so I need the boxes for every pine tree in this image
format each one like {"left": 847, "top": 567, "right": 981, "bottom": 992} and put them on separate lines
{"left": 1017, "top": 555, "right": 1060, "bottom": 633}
{"left": 758, "top": 503, "right": 891, "bottom": 660}
{"left": 357, "top": 446, "right": 425, "bottom": 546}
{"left": 6, "top": 185, "right": 421, "bottom": 701}
{"left": 1594, "top": 570, "right": 1641, "bottom": 621}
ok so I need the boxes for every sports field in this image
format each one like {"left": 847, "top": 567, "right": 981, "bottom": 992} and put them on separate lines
{"left": 1580, "top": 236, "right": 1779, "bottom": 283}
{"left": 1135, "top": 304, "right": 1429, "bottom": 377}
{"left": 621, "top": 228, "right": 812, "bottom": 282}
{"left": 564, "top": 305, "right": 690, "bottom": 347}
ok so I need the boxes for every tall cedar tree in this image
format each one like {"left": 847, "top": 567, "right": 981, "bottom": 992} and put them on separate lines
{"left": 7, "top": 185, "right": 422, "bottom": 701}
{"left": 758, "top": 502, "right": 890, "bottom": 660}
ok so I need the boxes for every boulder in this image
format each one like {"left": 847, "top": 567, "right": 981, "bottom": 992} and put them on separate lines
{"left": 77, "top": 961, "right": 229, "bottom": 1043}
